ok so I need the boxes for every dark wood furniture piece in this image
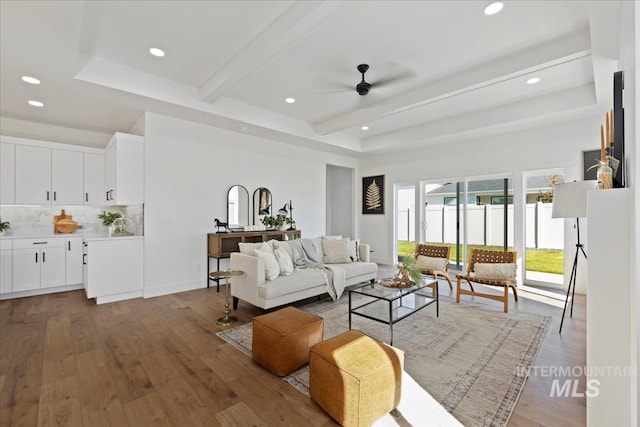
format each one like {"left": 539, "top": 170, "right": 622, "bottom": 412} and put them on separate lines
{"left": 206, "top": 230, "right": 301, "bottom": 291}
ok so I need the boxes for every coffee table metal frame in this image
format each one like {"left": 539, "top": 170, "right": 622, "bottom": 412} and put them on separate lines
{"left": 348, "top": 276, "right": 438, "bottom": 345}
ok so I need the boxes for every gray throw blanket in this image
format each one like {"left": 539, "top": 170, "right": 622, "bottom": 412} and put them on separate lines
{"left": 288, "top": 238, "right": 346, "bottom": 300}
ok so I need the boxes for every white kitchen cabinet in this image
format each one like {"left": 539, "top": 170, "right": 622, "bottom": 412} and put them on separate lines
{"left": 83, "top": 153, "right": 104, "bottom": 206}
{"left": 0, "top": 239, "right": 12, "bottom": 294}
{"left": 104, "top": 133, "right": 143, "bottom": 206}
{"left": 84, "top": 237, "right": 143, "bottom": 304}
{"left": 1, "top": 143, "right": 15, "bottom": 204}
{"left": 52, "top": 150, "right": 84, "bottom": 205}
{"left": 15, "top": 145, "right": 51, "bottom": 204}
{"left": 12, "top": 238, "right": 66, "bottom": 291}
{"left": 65, "top": 236, "right": 83, "bottom": 285}
{"left": 14, "top": 145, "right": 84, "bottom": 205}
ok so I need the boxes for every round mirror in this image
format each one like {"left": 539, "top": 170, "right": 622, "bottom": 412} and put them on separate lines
{"left": 227, "top": 185, "right": 249, "bottom": 230}
{"left": 253, "top": 187, "right": 272, "bottom": 224}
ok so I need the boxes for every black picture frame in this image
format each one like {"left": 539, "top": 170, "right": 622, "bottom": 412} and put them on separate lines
{"left": 583, "top": 149, "right": 600, "bottom": 181}
{"left": 362, "top": 175, "right": 385, "bottom": 215}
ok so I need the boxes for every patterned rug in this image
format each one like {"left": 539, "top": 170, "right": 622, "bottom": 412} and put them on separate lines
{"left": 217, "top": 293, "right": 551, "bottom": 427}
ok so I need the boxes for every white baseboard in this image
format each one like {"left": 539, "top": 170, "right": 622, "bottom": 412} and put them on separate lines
{"left": 143, "top": 280, "right": 203, "bottom": 299}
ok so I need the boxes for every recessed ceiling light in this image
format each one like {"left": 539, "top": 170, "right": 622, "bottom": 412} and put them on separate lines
{"left": 361, "top": 126, "right": 369, "bottom": 131}
{"left": 28, "top": 100, "right": 44, "bottom": 107}
{"left": 149, "top": 47, "right": 165, "bottom": 57}
{"left": 285, "top": 97, "right": 296, "bottom": 104}
{"left": 526, "top": 77, "right": 541, "bottom": 85}
{"left": 484, "top": 1, "right": 504, "bottom": 15}
{"left": 21, "top": 76, "right": 40, "bottom": 85}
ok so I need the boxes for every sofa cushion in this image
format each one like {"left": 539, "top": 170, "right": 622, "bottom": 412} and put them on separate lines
{"left": 274, "top": 247, "right": 294, "bottom": 276}
{"left": 239, "top": 242, "right": 265, "bottom": 255}
{"left": 254, "top": 247, "right": 280, "bottom": 280}
{"left": 349, "top": 239, "right": 360, "bottom": 262}
{"left": 416, "top": 255, "right": 447, "bottom": 271}
{"left": 333, "top": 261, "right": 377, "bottom": 278}
{"left": 272, "top": 240, "right": 293, "bottom": 260}
{"left": 322, "top": 238, "right": 351, "bottom": 264}
{"left": 258, "top": 269, "right": 328, "bottom": 300}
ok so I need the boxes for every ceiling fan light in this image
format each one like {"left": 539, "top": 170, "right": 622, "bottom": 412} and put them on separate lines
{"left": 484, "top": 1, "right": 504, "bottom": 16}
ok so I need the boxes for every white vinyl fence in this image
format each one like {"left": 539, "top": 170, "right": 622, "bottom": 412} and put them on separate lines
{"left": 398, "top": 203, "right": 562, "bottom": 249}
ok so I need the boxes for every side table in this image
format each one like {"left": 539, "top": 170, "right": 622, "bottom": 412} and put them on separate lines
{"left": 210, "top": 270, "right": 244, "bottom": 326}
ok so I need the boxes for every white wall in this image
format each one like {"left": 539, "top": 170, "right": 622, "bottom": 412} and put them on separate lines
{"left": 326, "top": 164, "right": 354, "bottom": 238}
{"left": 142, "top": 113, "right": 357, "bottom": 296}
{"left": 359, "top": 115, "right": 597, "bottom": 269}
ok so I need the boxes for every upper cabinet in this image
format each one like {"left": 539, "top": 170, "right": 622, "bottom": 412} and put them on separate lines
{"left": 15, "top": 145, "right": 84, "bottom": 205}
{"left": 15, "top": 145, "right": 52, "bottom": 204}
{"left": 83, "top": 153, "right": 104, "bottom": 206}
{"left": 0, "top": 143, "right": 15, "bottom": 204}
{"left": 52, "top": 150, "right": 84, "bottom": 205}
{"left": 104, "top": 133, "right": 143, "bottom": 206}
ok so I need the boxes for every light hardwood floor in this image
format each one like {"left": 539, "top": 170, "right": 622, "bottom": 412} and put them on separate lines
{"left": 0, "top": 267, "right": 586, "bottom": 426}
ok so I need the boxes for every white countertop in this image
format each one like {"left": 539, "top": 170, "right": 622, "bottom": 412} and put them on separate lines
{"left": 0, "top": 231, "right": 143, "bottom": 240}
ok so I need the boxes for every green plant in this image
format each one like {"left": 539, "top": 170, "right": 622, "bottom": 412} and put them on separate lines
{"left": 0, "top": 220, "right": 10, "bottom": 233}
{"left": 260, "top": 214, "right": 286, "bottom": 229}
{"left": 98, "top": 211, "right": 123, "bottom": 226}
{"left": 284, "top": 216, "right": 296, "bottom": 229}
{"left": 399, "top": 255, "right": 422, "bottom": 284}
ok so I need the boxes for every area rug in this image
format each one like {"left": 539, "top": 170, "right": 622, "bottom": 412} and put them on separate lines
{"left": 217, "top": 294, "right": 551, "bottom": 427}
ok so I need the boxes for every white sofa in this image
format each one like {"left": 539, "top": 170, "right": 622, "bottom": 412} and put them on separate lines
{"left": 230, "top": 237, "right": 377, "bottom": 310}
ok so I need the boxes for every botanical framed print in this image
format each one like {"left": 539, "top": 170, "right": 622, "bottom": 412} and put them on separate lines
{"left": 362, "top": 175, "right": 384, "bottom": 214}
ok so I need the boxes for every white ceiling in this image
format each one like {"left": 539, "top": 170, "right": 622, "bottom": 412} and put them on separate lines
{"left": 0, "top": 0, "right": 622, "bottom": 154}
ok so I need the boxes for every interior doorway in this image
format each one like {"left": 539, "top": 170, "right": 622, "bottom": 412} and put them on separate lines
{"left": 326, "top": 165, "right": 354, "bottom": 238}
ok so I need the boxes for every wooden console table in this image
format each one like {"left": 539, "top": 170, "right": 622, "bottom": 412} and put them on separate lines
{"left": 207, "top": 229, "right": 301, "bottom": 290}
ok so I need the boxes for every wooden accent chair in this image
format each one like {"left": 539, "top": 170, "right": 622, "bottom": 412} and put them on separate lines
{"left": 455, "top": 248, "right": 518, "bottom": 313}
{"left": 414, "top": 244, "right": 453, "bottom": 296}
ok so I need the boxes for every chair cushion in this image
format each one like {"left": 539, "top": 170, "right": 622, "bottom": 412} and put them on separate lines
{"left": 416, "top": 255, "right": 447, "bottom": 271}
{"left": 472, "top": 263, "right": 516, "bottom": 280}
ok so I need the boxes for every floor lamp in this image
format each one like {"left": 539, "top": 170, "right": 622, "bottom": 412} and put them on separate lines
{"left": 551, "top": 181, "right": 597, "bottom": 333}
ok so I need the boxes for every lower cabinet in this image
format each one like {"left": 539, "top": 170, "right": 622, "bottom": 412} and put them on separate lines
{"left": 84, "top": 237, "right": 143, "bottom": 304}
{"left": 0, "top": 240, "right": 12, "bottom": 294}
{"left": 12, "top": 238, "right": 66, "bottom": 291}
{"left": 66, "top": 237, "right": 83, "bottom": 285}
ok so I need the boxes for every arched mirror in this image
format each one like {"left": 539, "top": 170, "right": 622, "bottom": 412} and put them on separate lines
{"left": 227, "top": 185, "right": 249, "bottom": 230}
{"left": 253, "top": 187, "right": 272, "bottom": 224}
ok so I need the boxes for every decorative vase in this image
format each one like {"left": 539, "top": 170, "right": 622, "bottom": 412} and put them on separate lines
{"left": 395, "top": 267, "right": 415, "bottom": 287}
{"left": 597, "top": 159, "right": 613, "bottom": 189}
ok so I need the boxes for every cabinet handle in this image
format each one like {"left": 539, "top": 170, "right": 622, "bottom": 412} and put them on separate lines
{"left": 33, "top": 241, "right": 47, "bottom": 245}
{"left": 42, "top": 252, "right": 46, "bottom": 263}
{"left": 86, "top": 192, "right": 89, "bottom": 202}
{"left": 83, "top": 253, "right": 87, "bottom": 265}
{"left": 35, "top": 253, "right": 38, "bottom": 263}
{"left": 68, "top": 241, "right": 71, "bottom": 251}
{"left": 106, "top": 191, "right": 109, "bottom": 201}
{"left": 46, "top": 191, "right": 50, "bottom": 201}
{"left": 53, "top": 191, "right": 57, "bottom": 201}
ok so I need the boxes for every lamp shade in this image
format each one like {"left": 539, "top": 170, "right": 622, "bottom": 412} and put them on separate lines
{"left": 551, "top": 181, "right": 597, "bottom": 219}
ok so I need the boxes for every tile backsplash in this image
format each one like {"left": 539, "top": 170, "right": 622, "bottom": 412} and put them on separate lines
{"left": 0, "top": 204, "right": 144, "bottom": 236}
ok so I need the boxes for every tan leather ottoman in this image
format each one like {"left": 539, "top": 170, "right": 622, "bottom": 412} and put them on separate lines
{"left": 252, "top": 306, "right": 324, "bottom": 376}
{"left": 309, "top": 329, "right": 404, "bottom": 427}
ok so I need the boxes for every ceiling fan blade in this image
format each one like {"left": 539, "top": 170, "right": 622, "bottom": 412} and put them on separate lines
{"left": 312, "top": 78, "right": 354, "bottom": 94}
{"left": 372, "top": 67, "right": 417, "bottom": 88}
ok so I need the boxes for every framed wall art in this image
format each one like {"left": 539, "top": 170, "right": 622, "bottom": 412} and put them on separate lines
{"left": 362, "top": 175, "right": 384, "bottom": 214}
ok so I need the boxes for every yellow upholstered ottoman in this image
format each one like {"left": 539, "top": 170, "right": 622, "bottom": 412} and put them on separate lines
{"left": 252, "top": 306, "right": 324, "bottom": 376}
{"left": 309, "top": 329, "right": 404, "bottom": 427}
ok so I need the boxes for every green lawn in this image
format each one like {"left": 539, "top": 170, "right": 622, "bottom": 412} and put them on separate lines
{"left": 397, "top": 241, "right": 563, "bottom": 274}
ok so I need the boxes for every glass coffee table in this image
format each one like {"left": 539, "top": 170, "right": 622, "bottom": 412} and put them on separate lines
{"left": 348, "top": 277, "right": 438, "bottom": 345}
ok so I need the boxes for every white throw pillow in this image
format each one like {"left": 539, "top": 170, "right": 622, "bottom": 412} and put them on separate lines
{"left": 349, "top": 239, "right": 360, "bottom": 262}
{"left": 473, "top": 263, "right": 517, "bottom": 280}
{"left": 322, "top": 235, "right": 343, "bottom": 240}
{"left": 254, "top": 247, "right": 280, "bottom": 281}
{"left": 416, "top": 255, "right": 447, "bottom": 271}
{"left": 274, "top": 247, "right": 294, "bottom": 276}
{"left": 239, "top": 242, "right": 265, "bottom": 255}
{"left": 322, "top": 238, "right": 351, "bottom": 264}
{"left": 272, "top": 240, "right": 293, "bottom": 260}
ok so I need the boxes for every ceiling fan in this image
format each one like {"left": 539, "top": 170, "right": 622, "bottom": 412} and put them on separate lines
{"left": 354, "top": 63, "right": 414, "bottom": 96}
